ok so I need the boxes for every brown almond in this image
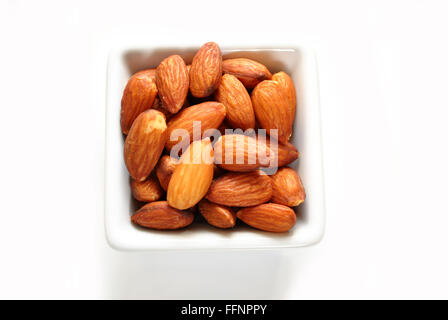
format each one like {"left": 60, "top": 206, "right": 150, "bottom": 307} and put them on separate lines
{"left": 270, "top": 167, "right": 305, "bottom": 207}
{"left": 251, "top": 80, "right": 292, "bottom": 144}
{"left": 198, "top": 199, "right": 236, "bottom": 229}
{"left": 124, "top": 109, "right": 168, "bottom": 181}
{"left": 266, "top": 137, "right": 300, "bottom": 167}
{"left": 155, "top": 155, "right": 179, "bottom": 191}
{"left": 190, "top": 42, "right": 222, "bottom": 97}
{"left": 167, "top": 138, "right": 214, "bottom": 210}
{"left": 134, "top": 68, "right": 156, "bottom": 78}
{"left": 206, "top": 171, "right": 272, "bottom": 207}
{"left": 272, "top": 71, "right": 297, "bottom": 121}
{"left": 236, "top": 203, "right": 296, "bottom": 232}
{"left": 222, "top": 58, "right": 272, "bottom": 88}
{"left": 120, "top": 69, "right": 158, "bottom": 134}
{"left": 130, "top": 176, "right": 164, "bottom": 202}
{"left": 165, "top": 101, "right": 226, "bottom": 151}
{"left": 214, "top": 74, "right": 255, "bottom": 130}
{"left": 155, "top": 55, "right": 189, "bottom": 114}
{"left": 131, "top": 201, "right": 194, "bottom": 230}
{"left": 213, "top": 134, "right": 272, "bottom": 172}
{"left": 151, "top": 97, "right": 174, "bottom": 121}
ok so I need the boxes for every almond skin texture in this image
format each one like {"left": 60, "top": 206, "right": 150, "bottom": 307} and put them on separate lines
{"left": 198, "top": 199, "right": 236, "bottom": 229}
{"left": 206, "top": 171, "right": 272, "bottom": 207}
{"left": 272, "top": 71, "right": 297, "bottom": 121}
{"left": 167, "top": 139, "right": 214, "bottom": 210}
{"left": 165, "top": 101, "right": 226, "bottom": 151}
{"left": 214, "top": 74, "right": 255, "bottom": 130}
{"left": 121, "top": 69, "right": 158, "bottom": 134}
{"left": 270, "top": 167, "right": 306, "bottom": 207}
{"left": 152, "top": 96, "right": 191, "bottom": 121}
{"left": 134, "top": 68, "right": 156, "bottom": 78}
{"left": 237, "top": 203, "right": 296, "bottom": 233}
{"left": 155, "top": 55, "right": 189, "bottom": 114}
{"left": 151, "top": 97, "right": 175, "bottom": 122}
{"left": 251, "top": 80, "right": 293, "bottom": 144}
{"left": 213, "top": 134, "right": 272, "bottom": 172}
{"left": 131, "top": 201, "right": 194, "bottom": 230}
{"left": 266, "top": 137, "right": 300, "bottom": 167}
{"left": 131, "top": 176, "right": 164, "bottom": 202}
{"left": 222, "top": 58, "right": 272, "bottom": 89}
{"left": 124, "top": 110, "right": 168, "bottom": 181}
{"left": 155, "top": 155, "right": 179, "bottom": 191}
{"left": 190, "top": 42, "right": 222, "bottom": 97}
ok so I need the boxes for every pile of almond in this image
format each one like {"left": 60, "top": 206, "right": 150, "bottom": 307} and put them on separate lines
{"left": 121, "top": 42, "right": 305, "bottom": 233}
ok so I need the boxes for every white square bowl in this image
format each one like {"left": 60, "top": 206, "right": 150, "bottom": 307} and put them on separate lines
{"left": 105, "top": 45, "right": 325, "bottom": 251}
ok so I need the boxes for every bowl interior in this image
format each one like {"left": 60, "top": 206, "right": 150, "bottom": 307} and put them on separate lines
{"left": 105, "top": 46, "right": 325, "bottom": 250}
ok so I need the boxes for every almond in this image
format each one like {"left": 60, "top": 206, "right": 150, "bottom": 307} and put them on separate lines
{"left": 251, "top": 80, "right": 292, "bottom": 144}
{"left": 151, "top": 97, "right": 174, "bottom": 121}
{"left": 131, "top": 176, "right": 164, "bottom": 202}
{"left": 270, "top": 167, "right": 305, "bottom": 207}
{"left": 214, "top": 74, "right": 255, "bottom": 130}
{"left": 272, "top": 71, "right": 297, "bottom": 121}
{"left": 120, "top": 69, "right": 158, "bottom": 134}
{"left": 213, "top": 134, "right": 272, "bottom": 172}
{"left": 236, "top": 203, "right": 296, "bottom": 232}
{"left": 167, "top": 138, "right": 214, "bottom": 210}
{"left": 198, "top": 199, "right": 236, "bottom": 229}
{"left": 124, "top": 109, "right": 168, "bottom": 181}
{"left": 153, "top": 96, "right": 191, "bottom": 116}
{"left": 266, "top": 137, "right": 300, "bottom": 167}
{"left": 131, "top": 201, "right": 194, "bottom": 230}
{"left": 206, "top": 170, "right": 272, "bottom": 207}
{"left": 155, "top": 155, "right": 179, "bottom": 191}
{"left": 134, "top": 68, "right": 156, "bottom": 78}
{"left": 155, "top": 55, "right": 189, "bottom": 114}
{"left": 222, "top": 58, "right": 272, "bottom": 88}
{"left": 190, "top": 42, "right": 222, "bottom": 97}
{"left": 165, "top": 101, "right": 226, "bottom": 151}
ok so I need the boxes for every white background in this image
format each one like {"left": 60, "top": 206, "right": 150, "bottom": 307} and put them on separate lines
{"left": 0, "top": 0, "right": 447, "bottom": 299}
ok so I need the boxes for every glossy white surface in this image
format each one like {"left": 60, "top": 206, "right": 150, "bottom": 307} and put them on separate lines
{"left": 1, "top": 0, "right": 448, "bottom": 299}
{"left": 105, "top": 46, "right": 325, "bottom": 250}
